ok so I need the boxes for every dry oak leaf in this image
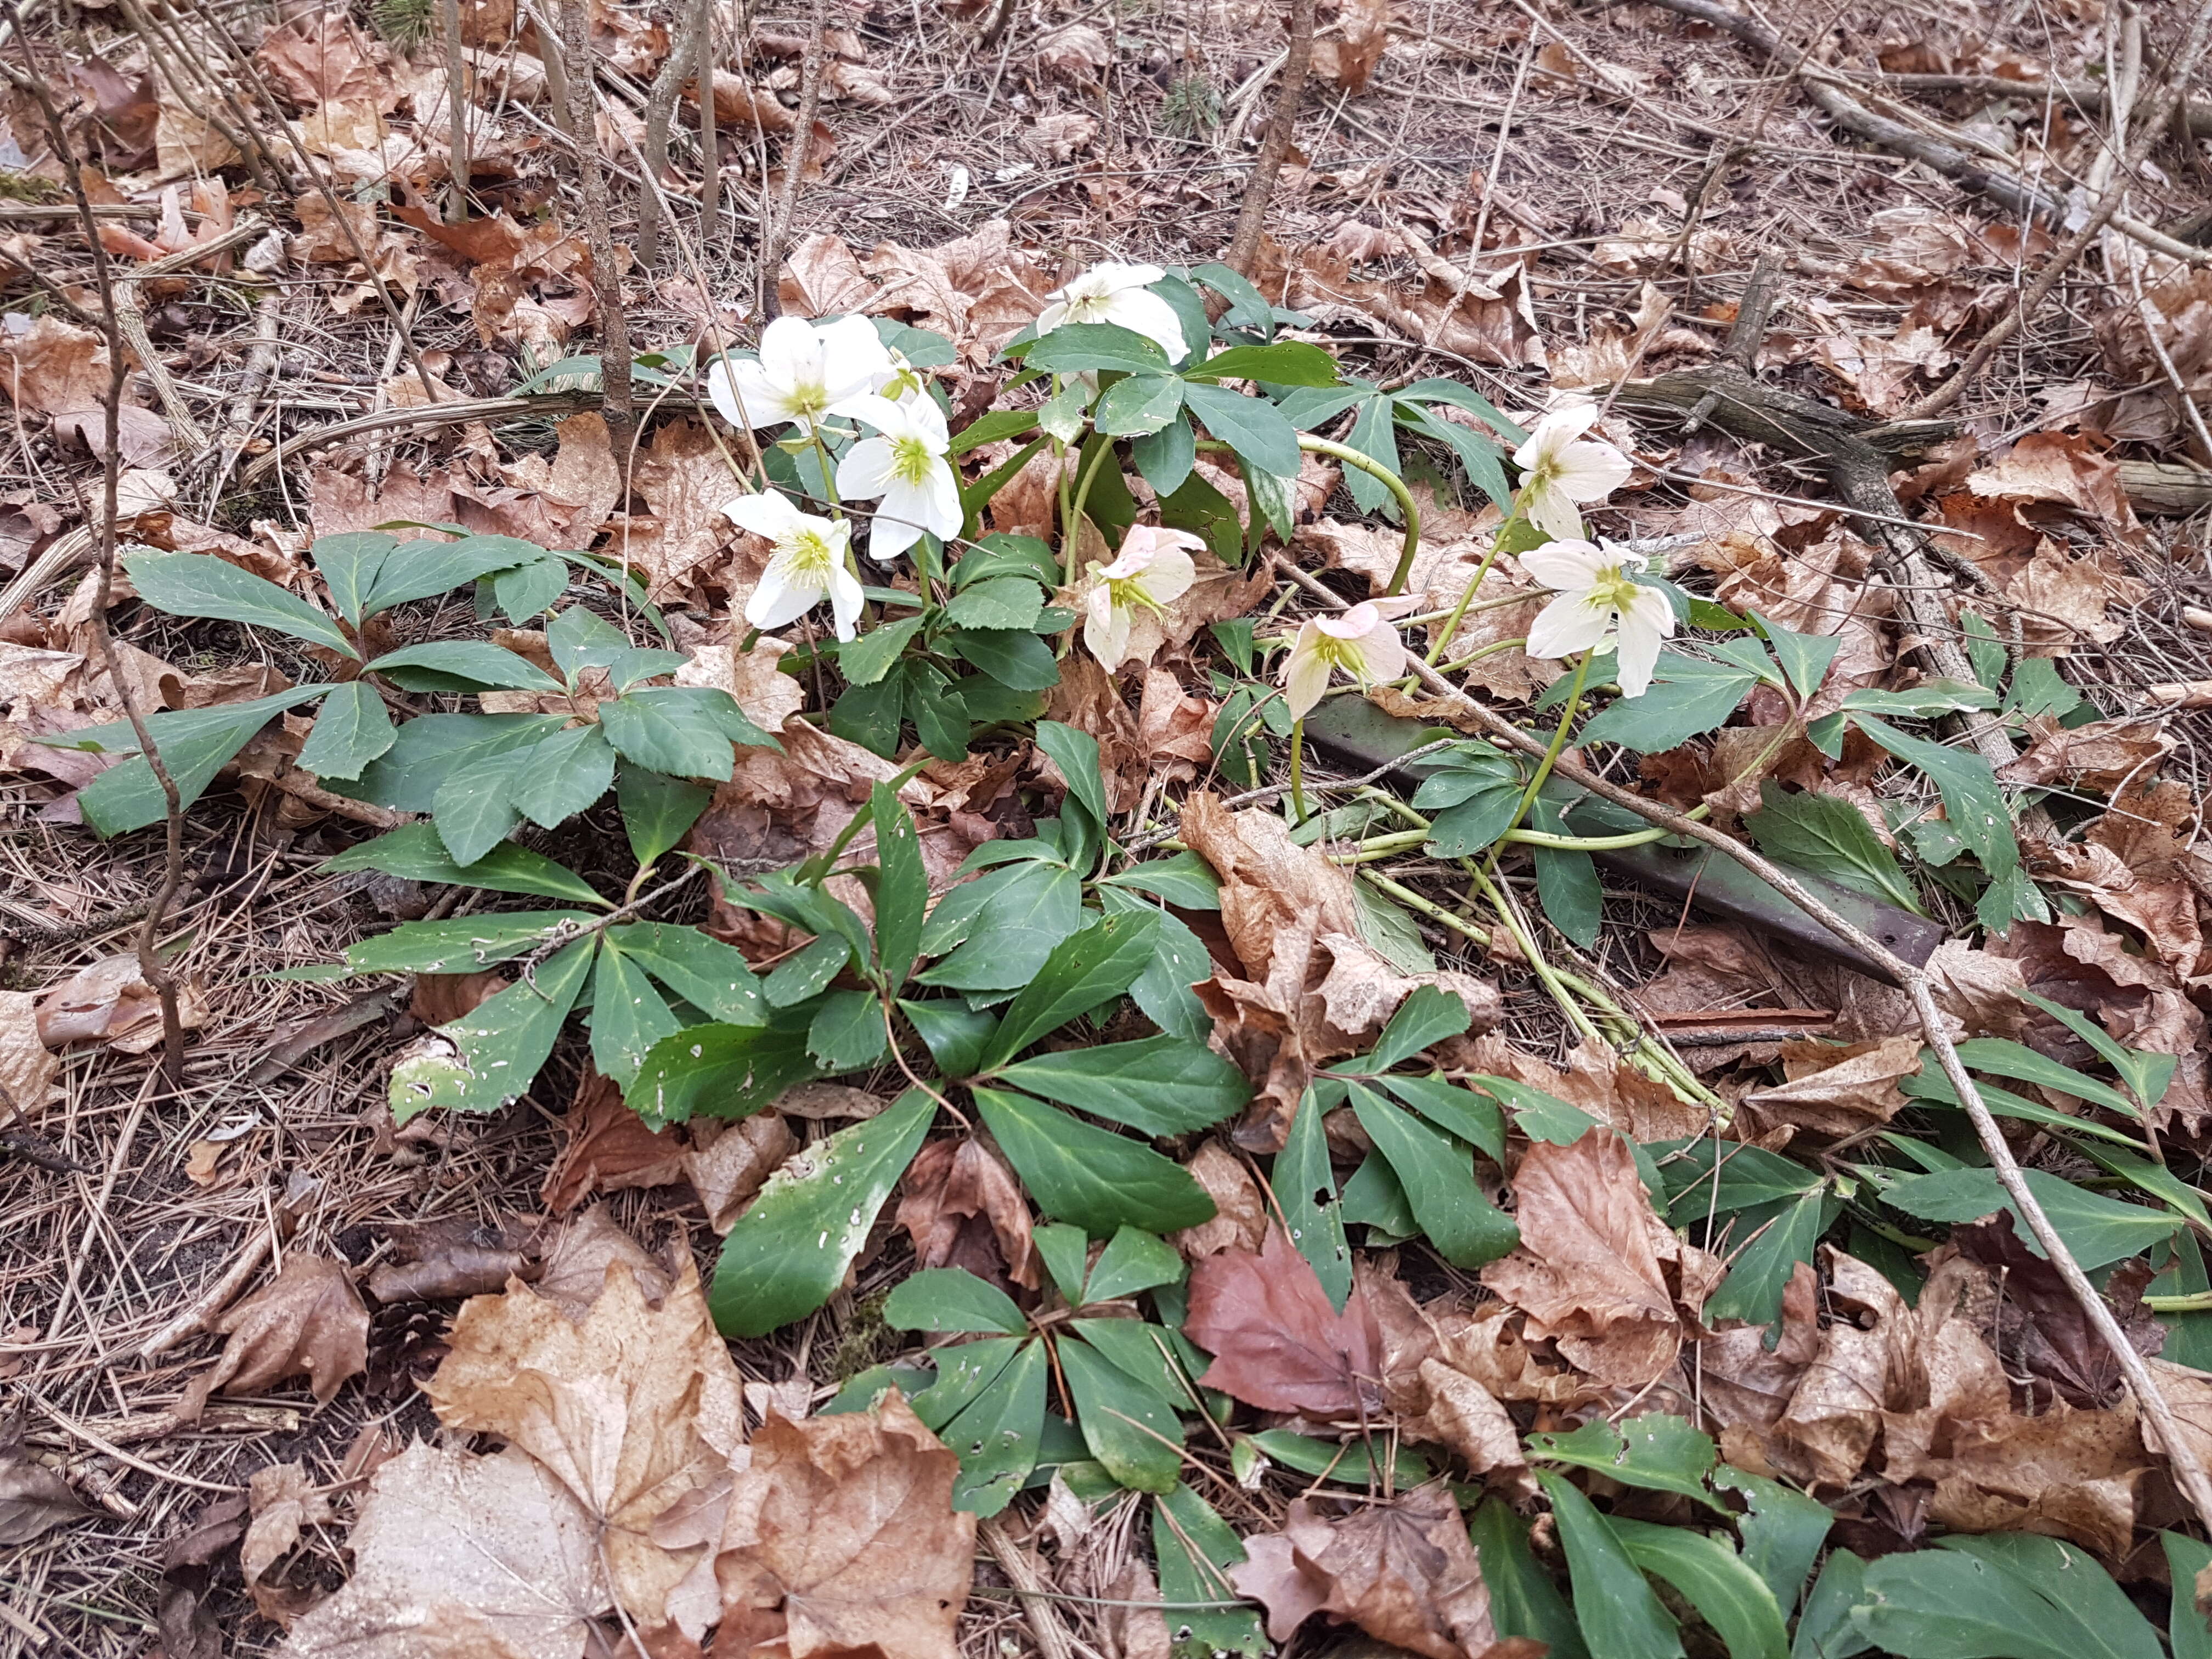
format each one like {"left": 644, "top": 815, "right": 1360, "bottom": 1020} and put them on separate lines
{"left": 1950, "top": 1212, "right": 2163, "bottom": 1410}
{"left": 1480, "top": 1130, "right": 1720, "bottom": 1389}
{"left": 280, "top": 1441, "right": 608, "bottom": 1659}
{"left": 1182, "top": 794, "right": 1361, "bottom": 980}
{"left": 178, "top": 1255, "right": 369, "bottom": 1423}
{"left": 1185, "top": 1224, "right": 1386, "bottom": 1416}
{"left": 426, "top": 1254, "right": 744, "bottom": 1634}
{"left": 1229, "top": 1485, "right": 1500, "bottom": 1659}
{"left": 713, "top": 1392, "right": 975, "bottom": 1659}
{"left": 0, "top": 314, "right": 172, "bottom": 465}
{"left": 1739, "top": 1034, "right": 1925, "bottom": 1140}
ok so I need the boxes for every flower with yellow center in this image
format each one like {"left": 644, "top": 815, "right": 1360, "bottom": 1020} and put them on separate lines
{"left": 1035, "top": 261, "right": 1188, "bottom": 362}
{"left": 708, "top": 314, "right": 890, "bottom": 437}
{"left": 1522, "top": 538, "right": 1676, "bottom": 697}
{"left": 836, "top": 394, "right": 963, "bottom": 562}
{"left": 1510, "top": 403, "right": 1634, "bottom": 540}
{"left": 722, "top": 490, "right": 863, "bottom": 641}
{"left": 1281, "top": 600, "right": 1414, "bottom": 719}
{"left": 1082, "top": 524, "right": 1203, "bottom": 668}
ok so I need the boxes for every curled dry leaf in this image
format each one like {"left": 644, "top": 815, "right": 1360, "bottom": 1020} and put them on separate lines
{"left": 534, "top": 1204, "right": 674, "bottom": 1318}
{"left": 0, "top": 1434, "right": 94, "bottom": 1546}
{"left": 1184, "top": 1224, "right": 1385, "bottom": 1416}
{"left": 542, "top": 1066, "right": 687, "bottom": 1213}
{"left": 0, "top": 990, "right": 59, "bottom": 1125}
{"left": 1738, "top": 1034, "right": 1925, "bottom": 1141}
{"left": 1949, "top": 1212, "right": 2163, "bottom": 1410}
{"left": 685, "top": 1111, "right": 799, "bottom": 1233}
{"left": 425, "top": 1254, "right": 744, "bottom": 1633}
{"left": 242, "top": 1462, "right": 335, "bottom": 1626}
{"left": 896, "top": 1133, "right": 1040, "bottom": 1291}
{"left": 178, "top": 1255, "right": 369, "bottom": 1423}
{"left": 1229, "top": 1485, "right": 1499, "bottom": 1659}
{"left": 36, "top": 953, "right": 205, "bottom": 1053}
{"left": 280, "top": 1442, "right": 608, "bottom": 1659}
{"left": 714, "top": 1392, "right": 975, "bottom": 1659}
{"left": 1170, "top": 1139, "right": 1268, "bottom": 1260}
{"left": 1480, "top": 1130, "right": 1720, "bottom": 1389}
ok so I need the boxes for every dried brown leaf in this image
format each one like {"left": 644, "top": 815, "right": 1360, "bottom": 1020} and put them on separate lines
{"left": 0, "top": 1436, "right": 93, "bottom": 1545}
{"left": 713, "top": 1392, "right": 974, "bottom": 1659}
{"left": 243, "top": 1462, "right": 334, "bottom": 1625}
{"left": 1739, "top": 1034, "right": 1923, "bottom": 1139}
{"left": 1170, "top": 1139, "right": 1268, "bottom": 1260}
{"left": 896, "top": 1133, "right": 1039, "bottom": 1291}
{"left": 178, "top": 1255, "right": 369, "bottom": 1422}
{"left": 1185, "top": 1225, "right": 1385, "bottom": 1415}
{"left": 684, "top": 1111, "right": 798, "bottom": 1233}
{"left": 542, "top": 1067, "right": 687, "bottom": 1213}
{"left": 0, "top": 990, "right": 59, "bottom": 1125}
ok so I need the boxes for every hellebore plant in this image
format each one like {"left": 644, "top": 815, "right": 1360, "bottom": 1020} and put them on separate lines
{"left": 838, "top": 394, "right": 963, "bottom": 563}
{"left": 1082, "top": 525, "right": 1204, "bottom": 669}
{"left": 708, "top": 313, "right": 891, "bottom": 437}
{"left": 1279, "top": 600, "right": 1413, "bottom": 822}
{"left": 1035, "top": 261, "right": 1189, "bottom": 362}
{"left": 724, "top": 492, "right": 863, "bottom": 642}
{"left": 1509, "top": 403, "right": 1636, "bottom": 541}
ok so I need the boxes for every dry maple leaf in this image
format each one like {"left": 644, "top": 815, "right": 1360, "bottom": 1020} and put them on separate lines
{"left": 281, "top": 1441, "right": 608, "bottom": 1659}
{"left": 1229, "top": 1485, "right": 1499, "bottom": 1659}
{"left": 1323, "top": 0, "right": 1392, "bottom": 91}
{"left": 1185, "top": 1224, "right": 1385, "bottom": 1415}
{"left": 1480, "top": 1130, "right": 1719, "bottom": 1388}
{"left": 426, "top": 1252, "right": 744, "bottom": 1633}
{"left": 535, "top": 1205, "right": 676, "bottom": 1317}
{"left": 242, "top": 1462, "right": 335, "bottom": 1625}
{"left": 714, "top": 1392, "right": 975, "bottom": 1659}
{"left": 1950, "top": 1212, "right": 2163, "bottom": 1409}
{"left": 178, "top": 1255, "right": 369, "bottom": 1422}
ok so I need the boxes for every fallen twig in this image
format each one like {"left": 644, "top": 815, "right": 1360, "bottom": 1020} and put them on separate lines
{"left": 759, "top": 0, "right": 829, "bottom": 318}
{"left": 238, "top": 390, "right": 602, "bottom": 484}
{"left": 111, "top": 216, "right": 268, "bottom": 456}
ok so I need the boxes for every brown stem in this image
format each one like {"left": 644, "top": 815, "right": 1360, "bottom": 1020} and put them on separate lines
{"left": 560, "top": 0, "right": 638, "bottom": 494}
{"left": 5, "top": 11, "right": 188, "bottom": 1085}
{"left": 442, "top": 0, "right": 472, "bottom": 221}
{"left": 696, "top": 0, "right": 721, "bottom": 240}
{"left": 637, "top": 0, "right": 707, "bottom": 267}
{"left": 759, "top": 0, "right": 827, "bottom": 320}
{"left": 1223, "top": 0, "right": 1315, "bottom": 278}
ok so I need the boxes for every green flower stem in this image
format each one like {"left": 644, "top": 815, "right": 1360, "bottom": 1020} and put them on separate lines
{"left": 1479, "top": 650, "right": 1590, "bottom": 880}
{"left": 1423, "top": 509, "right": 1527, "bottom": 665}
{"left": 1066, "top": 435, "right": 1113, "bottom": 551}
{"left": 2148, "top": 1291, "right": 2212, "bottom": 1314}
{"left": 808, "top": 429, "right": 842, "bottom": 513}
{"left": 1298, "top": 436, "right": 1422, "bottom": 595}
{"left": 1289, "top": 717, "right": 1308, "bottom": 825}
{"left": 1430, "top": 634, "right": 1527, "bottom": 678}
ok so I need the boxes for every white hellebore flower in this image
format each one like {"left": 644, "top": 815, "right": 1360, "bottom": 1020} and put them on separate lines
{"left": 1035, "top": 261, "right": 1187, "bottom": 363}
{"left": 1510, "top": 403, "right": 1634, "bottom": 541}
{"left": 1282, "top": 601, "right": 1412, "bottom": 720}
{"left": 837, "top": 394, "right": 963, "bottom": 562}
{"left": 723, "top": 491, "right": 863, "bottom": 642}
{"left": 1082, "top": 524, "right": 1203, "bottom": 668}
{"left": 708, "top": 313, "right": 891, "bottom": 436}
{"left": 1522, "top": 538, "right": 1677, "bottom": 699}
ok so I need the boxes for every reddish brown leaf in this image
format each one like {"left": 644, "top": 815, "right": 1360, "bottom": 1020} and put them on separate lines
{"left": 177, "top": 1256, "right": 369, "bottom": 1421}
{"left": 1185, "top": 1225, "right": 1384, "bottom": 1415}
{"left": 895, "top": 1135, "right": 1039, "bottom": 1291}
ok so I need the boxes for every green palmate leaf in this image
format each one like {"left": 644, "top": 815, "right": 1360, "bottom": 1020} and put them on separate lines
{"left": 808, "top": 989, "right": 888, "bottom": 1070}
{"left": 1395, "top": 398, "right": 1514, "bottom": 509}
{"left": 1661, "top": 1141, "right": 1827, "bottom": 1218}
{"left": 1181, "top": 380, "right": 1302, "bottom": 477}
{"left": 430, "top": 746, "right": 535, "bottom": 865}
{"left": 1347, "top": 1084, "right": 1518, "bottom": 1267}
{"left": 492, "top": 553, "right": 569, "bottom": 622}
{"left": 1880, "top": 1165, "right": 2181, "bottom": 1270}
{"left": 311, "top": 531, "right": 399, "bottom": 624}
{"left": 1365, "top": 984, "right": 1472, "bottom": 1070}
{"left": 764, "top": 934, "right": 851, "bottom": 1007}
{"left": 295, "top": 680, "right": 396, "bottom": 782}
{"left": 884, "top": 1268, "right": 1028, "bottom": 1335}
{"left": 949, "top": 407, "right": 1043, "bottom": 456}
{"left": 1158, "top": 463, "right": 1242, "bottom": 565}
{"left": 363, "top": 640, "right": 563, "bottom": 692}
{"left": 1839, "top": 680, "right": 2001, "bottom": 718}
{"left": 1025, "top": 321, "right": 1172, "bottom": 375}
{"left": 955, "top": 533, "right": 1060, "bottom": 590}
{"left": 991, "top": 1036, "right": 1248, "bottom": 1135}
{"left": 2162, "top": 1532, "right": 2212, "bottom": 1659}
{"left": 602, "top": 646, "right": 692, "bottom": 692}
{"left": 1188, "top": 261, "right": 1276, "bottom": 335}
{"left": 1900, "top": 1066, "right": 2144, "bottom": 1148}
{"left": 124, "top": 550, "right": 358, "bottom": 657}
{"left": 1531, "top": 797, "right": 1603, "bottom": 947}
{"left": 945, "top": 626, "right": 1059, "bottom": 693}
{"left": 323, "top": 823, "right": 606, "bottom": 907}
{"left": 945, "top": 576, "right": 1046, "bottom": 632}
{"left": 388, "top": 937, "right": 594, "bottom": 1120}
{"left": 1610, "top": 1519, "right": 1788, "bottom": 1659}
{"left": 1033, "top": 1222, "right": 1090, "bottom": 1307}
{"left": 1094, "top": 373, "right": 1187, "bottom": 437}
{"left": 839, "top": 614, "right": 926, "bottom": 686}
{"left": 616, "top": 766, "right": 713, "bottom": 866}
{"left": 1059, "top": 1334, "right": 1183, "bottom": 1493}
{"left": 359, "top": 533, "right": 538, "bottom": 616}
{"left": 343, "top": 910, "right": 589, "bottom": 974}
{"left": 1277, "top": 1084, "right": 1353, "bottom": 1310}
{"left": 1034, "top": 720, "right": 1110, "bottom": 834}
{"left": 933, "top": 1338, "right": 1048, "bottom": 1516}
{"left": 1378, "top": 1074, "right": 1505, "bottom": 1160}
{"left": 1847, "top": 1549, "right": 2095, "bottom": 1659}
{"left": 625, "top": 1019, "right": 823, "bottom": 1127}
{"left": 1397, "top": 376, "right": 1525, "bottom": 442}
{"left": 910, "top": 1336, "right": 1021, "bottom": 1432}
{"left": 607, "top": 922, "right": 764, "bottom": 1025}
{"left": 589, "top": 941, "right": 681, "bottom": 1085}
{"left": 1154, "top": 1482, "right": 1268, "bottom": 1659}
{"left": 1530, "top": 1415, "right": 1723, "bottom": 1510}
{"left": 972, "top": 1086, "right": 1215, "bottom": 1235}
{"left": 546, "top": 603, "right": 633, "bottom": 679}
{"left": 1341, "top": 1151, "right": 1417, "bottom": 1239}
{"left": 1933, "top": 1536, "right": 2162, "bottom": 1659}
{"left": 1239, "top": 460, "right": 1296, "bottom": 544}
{"left": 1246, "top": 1430, "right": 1430, "bottom": 1488}
{"left": 1346, "top": 396, "right": 1406, "bottom": 520}
{"left": 1097, "top": 851, "right": 1221, "bottom": 909}
{"left": 1538, "top": 1472, "right": 1685, "bottom": 1659}
{"left": 63, "top": 686, "right": 337, "bottom": 836}
{"left": 899, "top": 998, "right": 996, "bottom": 1078}
{"left": 1743, "top": 783, "right": 1922, "bottom": 915}
{"left": 979, "top": 911, "right": 1159, "bottom": 1068}
{"left": 1951, "top": 1036, "right": 2138, "bottom": 1116}
{"left": 1751, "top": 612, "right": 1841, "bottom": 701}
{"left": 1705, "top": 1190, "right": 1834, "bottom": 1330}
{"left": 340, "top": 712, "right": 568, "bottom": 812}
{"left": 870, "top": 784, "right": 928, "bottom": 990}
{"left": 600, "top": 687, "right": 776, "bottom": 779}
{"left": 1578, "top": 656, "right": 1761, "bottom": 752}
{"left": 1711, "top": 1467, "right": 1831, "bottom": 1616}
{"left": 709, "top": 1088, "right": 935, "bottom": 1338}
{"left": 1070, "top": 1317, "right": 1188, "bottom": 1403}
{"left": 1084, "top": 1227, "right": 1186, "bottom": 1304}
{"left": 1186, "top": 340, "right": 1342, "bottom": 387}
{"left": 1472, "top": 1499, "right": 1589, "bottom": 1659}
{"left": 1792, "top": 1551, "right": 1872, "bottom": 1659}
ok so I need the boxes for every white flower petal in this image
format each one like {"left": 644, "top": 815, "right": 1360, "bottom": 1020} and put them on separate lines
{"left": 865, "top": 496, "right": 926, "bottom": 562}
{"left": 1525, "top": 591, "right": 1614, "bottom": 662}
{"left": 746, "top": 562, "right": 820, "bottom": 631}
{"left": 1099, "top": 287, "right": 1187, "bottom": 362}
{"left": 1350, "top": 624, "right": 1408, "bottom": 684}
{"left": 1516, "top": 539, "right": 1609, "bottom": 591}
{"left": 1282, "top": 624, "right": 1333, "bottom": 718}
{"left": 1553, "top": 439, "right": 1635, "bottom": 503}
{"left": 1613, "top": 595, "right": 1670, "bottom": 697}
{"left": 826, "top": 561, "right": 865, "bottom": 642}
{"left": 720, "top": 490, "right": 806, "bottom": 539}
{"left": 1132, "top": 546, "right": 1197, "bottom": 606}
{"left": 1513, "top": 403, "right": 1599, "bottom": 470}
{"left": 837, "top": 438, "right": 897, "bottom": 500}
{"left": 712, "top": 358, "right": 790, "bottom": 431}
{"left": 1520, "top": 484, "right": 1587, "bottom": 543}
{"left": 756, "top": 317, "right": 820, "bottom": 390}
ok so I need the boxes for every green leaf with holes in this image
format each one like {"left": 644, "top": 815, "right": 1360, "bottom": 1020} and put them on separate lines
{"left": 388, "top": 938, "right": 595, "bottom": 1120}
